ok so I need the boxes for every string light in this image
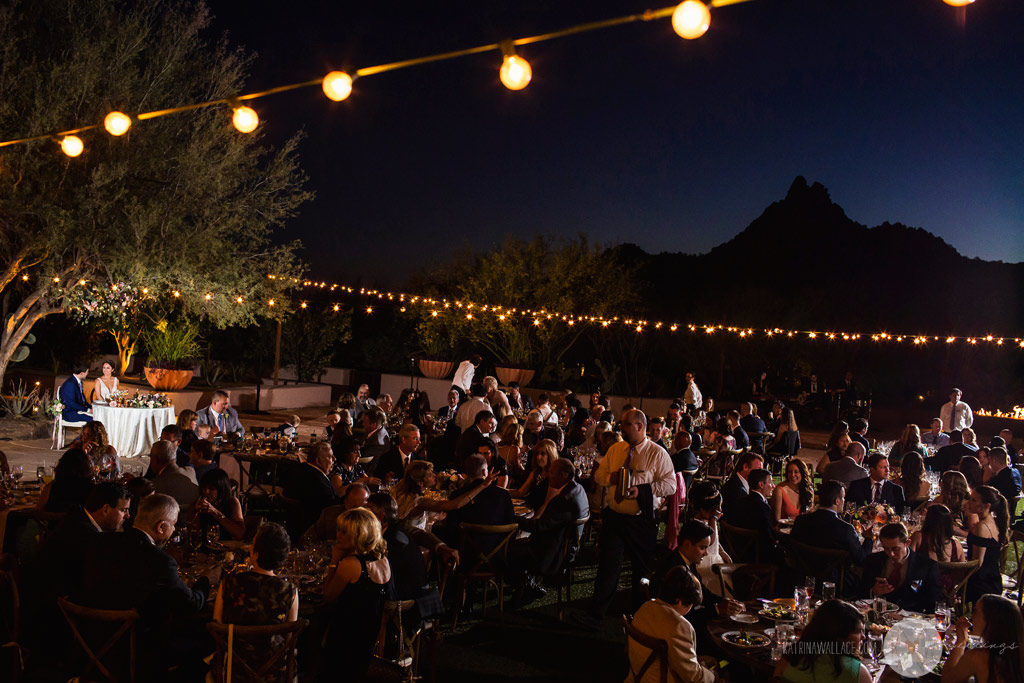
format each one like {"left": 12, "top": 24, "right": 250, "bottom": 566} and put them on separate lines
{"left": 499, "top": 42, "right": 532, "bottom": 90}
{"left": 60, "top": 135, "right": 84, "bottom": 157}
{"left": 671, "top": 1, "right": 711, "bottom": 40}
{"left": 942, "top": 0, "right": 974, "bottom": 6}
{"left": 322, "top": 71, "right": 353, "bottom": 101}
{"left": 103, "top": 111, "right": 132, "bottom": 136}
{"left": 232, "top": 106, "right": 259, "bottom": 133}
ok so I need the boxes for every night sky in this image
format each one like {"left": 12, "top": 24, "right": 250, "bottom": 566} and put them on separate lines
{"left": 210, "top": 0, "right": 1024, "bottom": 284}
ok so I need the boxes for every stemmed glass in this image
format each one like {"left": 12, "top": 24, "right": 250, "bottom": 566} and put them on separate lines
{"left": 11, "top": 465, "right": 24, "bottom": 487}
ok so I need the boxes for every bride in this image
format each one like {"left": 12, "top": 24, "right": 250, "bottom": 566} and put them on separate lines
{"left": 91, "top": 361, "right": 119, "bottom": 404}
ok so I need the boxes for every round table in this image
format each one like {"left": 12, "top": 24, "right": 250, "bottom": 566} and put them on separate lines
{"left": 92, "top": 403, "right": 175, "bottom": 457}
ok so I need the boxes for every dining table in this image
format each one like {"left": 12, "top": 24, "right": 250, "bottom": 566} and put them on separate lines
{"left": 92, "top": 402, "right": 175, "bottom": 457}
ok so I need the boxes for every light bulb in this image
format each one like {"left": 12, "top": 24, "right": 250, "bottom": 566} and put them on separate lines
{"left": 500, "top": 55, "right": 532, "bottom": 91}
{"left": 322, "top": 71, "right": 353, "bottom": 101}
{"left": 104, "top": 111, "right": 132, "bottom": 136}
{"left": 942, "top": 0, "right": 974, "bottom": 5}
{"left": 60, "top": 135, "right": 84, "bottom": 157}
{"left": 672, "top": 1, "right": 711, "bottom": 40}
{"left": 232, "top": 106, "right": 259, "bottom": 133}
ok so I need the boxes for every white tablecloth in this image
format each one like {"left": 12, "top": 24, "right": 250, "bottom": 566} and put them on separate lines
{"left": 92, "top": 404, "right": 176, "bottom": 458}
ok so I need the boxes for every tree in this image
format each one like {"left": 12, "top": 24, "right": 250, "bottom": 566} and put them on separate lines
{"left": 0, "top": 0, "right": 309, "bottom": 387}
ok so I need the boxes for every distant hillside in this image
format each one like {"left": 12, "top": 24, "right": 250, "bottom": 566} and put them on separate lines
{"left": 610, "top": 177, "right": 1024, "bottom": 335}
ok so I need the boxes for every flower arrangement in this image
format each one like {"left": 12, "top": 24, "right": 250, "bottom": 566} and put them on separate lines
{"left": 107, "top": 390, "right": 172, "bottom": 408}
{"left": 46, "top": 397, "right": 65, "bottom": 418}
{"left": 851, "top": 503, "right": 899, "bottom": 527}
{"left": 435, "top": 469, "right": 463, "bottom": 494}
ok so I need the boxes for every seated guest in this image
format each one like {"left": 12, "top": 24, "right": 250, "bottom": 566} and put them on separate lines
{"left": 679, "top": 413, "right": 702, "bottom": 451}
{"left": 58, "top": 364, "right": 93, "bottom": 423}
{"left": 78, "top": 494, "right": 216, "bottom": 677}
{"left": 965, "top": 485, "right": 1009, "bottom": 605}
{"left": 774, "top": 599, "right": 871, "bottom": 683}
{"left": 726, "top": 410, "right": 749, "bottom": 451}
{"left": 670, "top": 431, "right": 700, "bottom": 488}
{"left": 329, "top": 409, "right": 355, "bottom": 449}
{"left": 958, "top": 455, "right": 984, "bottom": 489}
{"left": 359, "top": 407, "right": 390, "bottom": 470}
{"left": 847, "top": 453, "right": 906, "bottom": 515}
{"left": 739, "top": 402, "right": 767, "bottom": 448}
{"left": 454, "top": 411, "right": 500, "bottom": 471}
{"left": 507, "top": 381, "right": 533, "bottom": 413}
{"left": 628, "top": 566, "right": 716, "bottom": 683}
{"left": 176, "top": 409, "right": 199, "bottom": 454}
{"left": 436, "top": 389, "right": 460, "bottom": 423}
{"left": 195, "top": 423, "right": 212, "bottom": 441}
{"left": 391, "top": 460, "right": 494, "bottom": 531}
{"left": 909, "top": 505, "right": 966, "bottom": 562}
{"left": 77, "top": 420, "right": 120, "bottom": 478}
{"left": 921, "top": 417, "right": 951, "bottom": 449}
{"left": 125, "top": 476, "right": 155, "bottom": 528}
{"left": 455, "top": 383, "right": 493, "bottom": 432}
{"left": 37, "top": 448, "right": 94, "bottom": 513}
{"left": 511, "top": 458, "right": 588, "bottom": 602}
{"left": 283, "top": 440, "right": 338, "bottom": 536}
{"left": 196, "top": 389, "right": 244, "bottom": 437}
{"left": 850, "top": 418, "right": 870, "bottom": 453}
{"left": 159, "top": 424, "right": 190, "bottom": 468}
{"left": 364, "top": 494, "right": 431, "bottom": 600}
{"left": 822, "top": 441, "right": 870, "bottom": 488}
{"left": 300, "top": 482, "right": 370, "bottom": 547}
{"left": 858, "top": 522, "right": 940, "bottom": 613}
{"left": 90, "top": 360, "right": 119, "bottom": 403}
{"left": 772, "top": 458, "right": 814, "bottom": 522}
{"left": 721, "top": 452, "right": 763, "bottom": 522}
{"left": 149, "top": 440, "right": 199, "bottom": 522}
{"left": 731, "top": 468, "right": 780, "bottom": 562}
{"left": 375, "top": 423, "right": 423, "bottom": 482}
{"left": 962, "top": 427, "right": 979, "bottom": 452}
{"left": 647, "top": 417, "right": 669, "bottom": 452}
{"left": 496, "top": 422, "right": 527, "bottom": 483}
{"left": 942, "top": 594, "right": 1024, "bottom": 683}
{"left": 482, "top": 375, "right": 513, "bottom": 419}
{"left": 929, "top": 470, "right": 977, "bottom": 537}
{"left": 895, "top": 452, "right": 931, "bottom": 504}
{"left": 511, "top": 438, "right": 558, "bottom": 499}
{"left": 686, "top": 482, "right": 732, "bottom": 597}
{"left": 816, "top": 422, "right": 850, "bottom": 475}
{"left": 321, "top": 508, "right": 392, "bottom": 682}
{"left": 986, "top": 446, "right": 1022, "bottom": 507}
{"left": 433, "top": 454, "right": 514, "bottom": 548}
{"left": 531, "top": 392, "right": 559, "bottom": 426}
{"left": 190, "top": 468, "right": 245, "bottom": 540}
{"left": 187, "top": 439, "right": 218, "bottom": 482}
{"left": 765, "top": 407, "right": 801, "bottom": 461}
{"left": 888, "top": 424, "right": 928, "bottom": 469}
{"left": 329, "top": 438, "right": 378, "bottom": 496}
{"left": 367, "top": 491, "right": 459, "bottom": 569}
{"left": 791, "top": 480, "right": 875, "bottom": 577}
{"left": 1000, "top": 428, "right": 1018, "bottom": 462}
{"left": 925, "top": 429, "right": 973, "bottom": 473}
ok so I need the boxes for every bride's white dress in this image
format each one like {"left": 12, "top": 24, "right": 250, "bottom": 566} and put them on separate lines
{"left": 697, "top": 520, "right": 732, "bottom": 596}
{"left": 95, "top": 377, "right": 119, "bottom": 403}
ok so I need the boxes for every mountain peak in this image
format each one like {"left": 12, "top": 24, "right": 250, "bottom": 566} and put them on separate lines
{"left": 785, "top": 175, "right": 833, "bottom": 207}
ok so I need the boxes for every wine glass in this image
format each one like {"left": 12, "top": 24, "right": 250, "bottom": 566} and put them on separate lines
{"left": 822, "top": 581, "right": 836, "bottom": 601}
{"left": 12, "top": 465, "right": 23, "bottom": 486}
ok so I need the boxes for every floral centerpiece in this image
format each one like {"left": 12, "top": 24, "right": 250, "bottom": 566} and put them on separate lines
{"left": 108, "top": 390, "right": 172, "bottom": 409}
{"left": 850, "top": 503, "right": 900, "bottom": 530}
{"left": 435, "top": 469, "right": 463, "bottom": 494}
{"left": 45, "top": 397, "right": 65, "bottom": 418}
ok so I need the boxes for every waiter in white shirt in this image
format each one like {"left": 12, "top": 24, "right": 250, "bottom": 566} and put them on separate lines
{"left": 450, "top": 354, "right": 481, "bottom": 404}
{"left": 939, "top": 388, "right": 973, "bottom": 433}
{"left": 683, "top": 372, "right": 702, "bottom": 415}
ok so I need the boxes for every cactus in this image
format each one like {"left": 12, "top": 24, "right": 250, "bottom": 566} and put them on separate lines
{"left": 10, "top": 332, "right": 36, "bottom": 363}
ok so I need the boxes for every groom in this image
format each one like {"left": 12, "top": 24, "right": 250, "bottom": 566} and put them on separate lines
{"left": 58, "top": 365, "right": 94, "bottom": 423}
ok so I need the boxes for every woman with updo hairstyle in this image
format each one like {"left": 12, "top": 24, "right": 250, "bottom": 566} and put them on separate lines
{"left": 965, "top": 485, "right": 1009, "bottom": 605}
{"left": 687, "top": 481, "right": 732, "bottom": 596}
{"left": 214, "top": 522, "right": 298, "bottom": 625}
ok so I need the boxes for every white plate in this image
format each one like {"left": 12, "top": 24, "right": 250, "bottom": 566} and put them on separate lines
{"left": 720, "top": 631, "right": 771, "bottom": 648}
{"left": 730, "top": 613, "right": 758, "bottom": 624}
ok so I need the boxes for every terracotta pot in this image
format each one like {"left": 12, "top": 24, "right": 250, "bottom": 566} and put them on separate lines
{"left": 418, "top": 359, "right": 455, "bottom": 380}
{"left": 143, "top": 367, "right": 194, "bottom": 391}
{"left": 495, "top": 366, "right": 535, "bottom": 387}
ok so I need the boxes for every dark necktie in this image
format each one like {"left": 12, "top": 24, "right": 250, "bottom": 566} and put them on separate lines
{"left": 873, "top": 482, "right": 882, "bottom": 503}
{"left": 218, "top": 414, "right": 225, "bottom": 434}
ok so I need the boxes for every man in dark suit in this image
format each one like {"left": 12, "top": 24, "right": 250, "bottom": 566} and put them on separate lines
{"left": 858, "top": 523, "right": 940, "bottom": 613}
{"left": 847, "top": 453, "right": 907, "bottom": 515}
{"left": 78, "top": 494, "right": 215, "bottom": 678}
{"left": 791, "top": 479, "right": 875, "bottom": 567}
{"left": 986, "top": 447, "right": 1022, "bottom": 509}
{"left": 925, "top": 430, "right": 974, "bottom": 473}
{"left": 434, "top": 453, "right": 513, "bottom": 549}
{"left": 195, "top": 389, "right": 244, "bottom": 437}
{"left": 453, "top": 410, "right": 499, "bottom": 469}
{"left": 671, "top": 431, "right": 700, "bottom": 488}
{"left": 850, "top": 418, "right": 870, "bottom": 452}
{"left": 359, "top": 407, "right": 391, "bottom": 471}
{"left": 511, "top": 459, "right": 589, "bottom": 602}
{"left": 435, "top": 389, "right": 461, "bottom": 423}
{"left": 721, "top": 452, "right": 764, "bottom": 523}
{"left": 507, "top": 382, "right": 533, "bottom": 413}
{"left": 374, "top": 424, "right": 422, "bottom": 482}
{"left": 739, "top": 402, "right": 767, "bottom": 447}
{"left": 647, "top": 417, "right": 670, "bottom": 452}
{"left": 283, "top": 442, "right": 339, "bottom": 537}
{"left": 58, "top": 365, "right": 93, "bottom": 423}
{"left": 731, "top": 469, "right": 781, "bottom": 563}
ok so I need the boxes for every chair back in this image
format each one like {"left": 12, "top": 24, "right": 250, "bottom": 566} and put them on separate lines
{"left": 206, "top": 618, "right": 308, "bottom": 683}
{"left": 57, "top": 596, "right": 139, "bottom": 683}
{"left": 937, "top": 559, "right": 981, "bottom": 614}
{"left": 375, "top": 599, "right": 426, "bottom": 677}
{"left": 457, "top": 523, "right": 518, "bottom": 579}
{"left": 713, "top": 563, "right": 778, "bottom": 601}
{"left": 720, "top": 520, "right": 761, "bottom": 563}
{"left": 622, "top": 614, "right": 669, "bottom": 683}
{"left": 784, "top": 539, "right": 850, "bottom": 597}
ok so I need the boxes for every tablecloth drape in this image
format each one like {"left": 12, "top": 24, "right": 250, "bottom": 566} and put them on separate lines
{"left": 92, "top": 404, "right": 176, "bottom": 458}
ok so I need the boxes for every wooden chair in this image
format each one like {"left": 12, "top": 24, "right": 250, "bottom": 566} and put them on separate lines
{"left": 453, "top": 522, "right": 518, "bottom": 629}
{"left": 937, "top": 560, "right": 981, "bottom": 615}
{"left": 713, "top": 563, "right": 778, "bottom": 601}
{"left": 1000, "top": 530, "right": 1024, "bottom": 594}
{"left": 56, "top": 596, "right": 139, "bottom": 683}
{"left": 720, "top": 521, "right": 761, "bottom": 563}
{"left": 783, "top": 539, "right": 852, "bottom": 598}
{"left": 0, "top": 554, "right": 21, "bottom": 682}
{"left": 543, "top": 514, "right": 590, "bottom": 618}
{"left": 621, "top": 614, "right": 669, "bottom": 683}
{"left": 374, "top": 599, "right": 436, "bottom": 683}
{"left": 206, "top": 618, "right": 308, "bottom": 683}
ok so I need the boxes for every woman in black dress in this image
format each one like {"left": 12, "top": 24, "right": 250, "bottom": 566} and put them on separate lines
{"left": 965, "top": 485, "right": 1009, "bottom": 605}
{"left": 37, "top": 448, "right": 93, "bottom": 513}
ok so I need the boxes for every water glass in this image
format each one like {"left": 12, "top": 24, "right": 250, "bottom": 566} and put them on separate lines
{"left": 868, "top": 633, "right": 883, "bottom": 664}
{"left": 822, "top": 581, "right": 836, "bottom": 601}
{"left": 804, "top": 575, "right": 816, "bottom": 599}
{"left": 36, "top": 465, "right": 46, "bottom": 482}
{"left": 935, "top": 602, "right": 950, "bottom": 632}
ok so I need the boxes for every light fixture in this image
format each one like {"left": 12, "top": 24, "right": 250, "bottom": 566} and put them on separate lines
{"left": 103, "top": 111, "right": 132, "bottom": 136}
{"left": 499, "top": 41, "right": 532, "bottom": 91}
{"left": 60, "top": 135, "right": 84, "bottom": 157}
{"left": 672, "top": 1, "right": 711, "bottom": 40}
{"left": 232, "top": 106, "right": 259, "bottom": 133}
{"left": 322, "top": 71, "right": 353, "bottom": 101}
{"left": 942, "top": 0, "right": 974, "bottom": 6}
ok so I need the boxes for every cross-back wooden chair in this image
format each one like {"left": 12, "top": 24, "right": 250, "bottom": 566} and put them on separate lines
{"left": 453, "top": 522, "right": 518, "bottom": 628}
{"left": 544, "top": 514, "right": 591, "bottom": 619}
{"left": 937, "top": 559, "right": 981, "bottom": 616}
{"left": 720, "top": 520, "right": 761, "bottom": 564}
{"left": 622, "top": 614, "right": 669, "bottom": 683}
{"left": 56, "top": 596, "right": 139, "bottom": 683}
{"left": 713, "top": 562, "right": 779, "bottom": 601}
{"left": 374, "top": 599, "right": 438, "bottom": 683}
{"left": 206, "top": 618, "right": 308, "bottom": 683}
{"left": 783, "top": 539, "right": 851, "bottom": 598}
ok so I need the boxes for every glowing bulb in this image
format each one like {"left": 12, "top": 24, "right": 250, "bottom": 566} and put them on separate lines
{"left": 172, "top": 290, "right": 180, "bottom": 298}
{"left": 672, "top": 1, "right": 711, "bottom": 40}
{"left": 322, "top": 71, "right": 353, "bottom": 101}
{"left": 103, "top": 111, "right": 132, "bottom": 136}
{"left": 300, "top": 302, "right": 307, "bottom": 308}
{"left": 60, "top": 135, "right": 84, "bottom": 157}
{"left": 942, "top": 0, "right": 974, "bottom": 6}
{"left": 268, "top": 299, "right": 276, "bottom": 307}
{"left": 204, "top": 293, "right": 212, "bottom": 301}
{"left": 232, "top": 106, "right": 259, "bottom": 133}
{"left": 500, "top": 55, "right": 532, "bottom": 90}
{"left": 236, "top": 296, "right": 244, "bottom": 303}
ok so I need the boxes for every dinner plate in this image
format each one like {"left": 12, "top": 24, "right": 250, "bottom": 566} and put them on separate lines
{"left": 730, "top": 614, "right": 758, "bottom": 624}
{"left": 759, "top": 606, "right": 797, "bottom": 621}
{"left": 720, "top": 631, "right": 771, "bottom": 648}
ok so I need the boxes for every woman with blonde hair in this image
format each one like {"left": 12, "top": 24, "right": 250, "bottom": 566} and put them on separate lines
{"left": 392, "top": 460, "right": 495, "bottom": 529}
{"left": 497, "top": 421, "right": 526, "bottom": 482}
{"left": 176, "top": 409, "right": 199, "bottom": 453}
{"left": 79, "top": 420, "right": 119, "bottom": 478}
{"left": 322, "top": 508, "right": 392, "bottom": 680}
{"left": 511, "top": 438, "right": 558, "bottom": 499}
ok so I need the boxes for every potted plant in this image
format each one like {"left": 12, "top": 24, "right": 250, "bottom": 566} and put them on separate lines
{"left": 415, "top": 321, "right": 455, "bottom": 379}
{"left": 493, "top": 325, "right": 535, "bottom": 387}
{"left": 143, "top": 319, "right": 200, "bottom": 391}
